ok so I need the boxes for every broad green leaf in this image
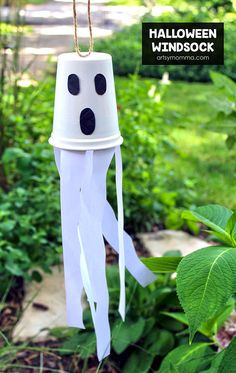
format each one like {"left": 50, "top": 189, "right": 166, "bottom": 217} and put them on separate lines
{"left": 208, "top": 96, "right": 235, "bottom": 115}
{"left": 210, "top": 71, "right": 236, "bottom": 98}
{"left": 177, "top": 246, "right": 236, "bottom": 342}
{"left": 226, "top": 212, "right": 236, "bottom": 244}
{"left": 201, "top": 350, "right": 225, "bottom": 373}
{"left": 161, "top": 312, "right": 189, "bottom": 330}
{"left": 182, "top": 205, "right": 234, "bottom": 246}
{"left": 204, "top": 338, "right": 236, "bottom": 373}
{"left": 146, "top": 287, "right": 173, "bottom": 308}
{"left": 161, "top": 311, "right": 211, "bottom": 337}
{"left": 200, "top": 297, "right": 235, "bottom": 336}
{"left": 144, "top": 329, "right": 174, "bottom": 356}
{"left": 0, "top": 221, "right": 16, "bottom": 233}
{"left": 5, "top": 262, "right": 24, "bottom": 276}
{"left": 217, "top": 337, "right": 236, "bottom": 373}
{"left": 50, "top": 327, "right": 78, "bottom": 340}
{"left": 2, "top": 147, "right": 30, "bottom": 163}
{"left": 112, "top": 318, "right": 145, "bottom": 354}
{"left": 206, "top": 230, "right": 233, "bottom": 246}
{"left": 159, "top": 343, "right": 215, "bottom": 373}
{"left": 162, "top": 298, "right": 234, "bottom": 338}
{"left": 164, "top": 250, "right": 182, "bottom": 257}
{"left": 62, "top": 332, "right": 96, "bottom": 358}
{"left": 142, "top": 256, "right": 182, "bottom": 273}
{"left": 158, "top": 313, "right": 184, "bottom": 332}
{"left": 123, "top": 350, "right": 154, "bottom": 373}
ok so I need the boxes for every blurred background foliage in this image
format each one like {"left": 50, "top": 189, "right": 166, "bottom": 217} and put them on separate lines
{"left": 0, "top": 0, "right": 235, "bottom": 298}
{"left": 96, "top": 5, "right": 236, "bottom": 81}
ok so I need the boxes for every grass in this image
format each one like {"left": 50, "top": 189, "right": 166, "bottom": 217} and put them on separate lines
{"left": 162, "top": 81, "right": 236, "bottom": 210}
{"left": 114, "top": 75, "right": 236, "bottom": 213}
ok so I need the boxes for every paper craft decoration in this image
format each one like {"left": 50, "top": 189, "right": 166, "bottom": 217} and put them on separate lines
{"left": 49, "top": 52, "right": 156, "bottom": 360}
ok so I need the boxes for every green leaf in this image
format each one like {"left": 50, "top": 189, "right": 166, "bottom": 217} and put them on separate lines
{"left": 204, "top": 338, "right": 236, "bottom": 373}
{"left": 161, "top": 311, "right": 211, "bottom": 336}
{"left": 217, "top": 337, "right": 236, "bottom": 373}
{"left": 50, "top": 327, "right": 78, "bottom": 340}
{"left": 144, "top": 328, "right": 175, "bottom": 356}
{"left": 205, "top": 337, "right": 236, "bottom": 373}
{"left": 5, "top": 262, "right": 24, "bottom": 276}
{"left": 2, "top": 147, "right": 29, "bottom": 163}
{"left": 159, "top": 343, "right": 215, "bottom": 373}
{"left": 206, "top": 230, "right": 233, "bottom": 246}
{"left": 226, "top": 135, "right": 236, "bottom": 149}
{"left": 164, "top": 250, "right": 182, "bottom": 257}
{"left": 200, "top": 297, "right": 235, "bottom": 336}
{"left": 177, "top": 246, "right": 236, "bottom": 342}
{"left": 210, "top": 71, "right": 236, "bottom": 98}
{"left": 123, "top": 350, "right": 154, "bottom": 373}
{"left": 112, "top": 318, "right": 145, "bottom": 354}
{"left": 31, "top": 270, "right": 43, "bottom": 282}
{"left": 208, "top": 96, "right": 235, "bottom": 115}
{"left": 182, "top": 205, "right": 234, "bottom": 246}
{"left": 226, "top": 212, "right": 236, "bottom": 244}
{"left": 62, "top": 332, "right": 96, "bottom": 358}
{"left": 142, "top": 256, "right": 182, "bottom": 273}
{"left": 159, "top": 313, "right": 184, "bottom": 332}
{"left": 161, "top": 312, "right": 188, "bottom": 326}
{"left": 201, "top": 350, "right": 225, "bottom": 373}
{"left": 0, "top": 221, "right": 16, "bottom": 233}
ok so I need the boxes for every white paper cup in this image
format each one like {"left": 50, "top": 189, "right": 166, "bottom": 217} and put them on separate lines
{"left": 49, "top": 52, "right": 123, "bottom": 150}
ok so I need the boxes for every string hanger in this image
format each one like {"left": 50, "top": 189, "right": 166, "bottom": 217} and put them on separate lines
{"left": 73, "top": 0, "right": 93, "bottom": 57}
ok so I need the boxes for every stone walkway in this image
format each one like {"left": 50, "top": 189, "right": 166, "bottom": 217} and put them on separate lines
{"left": 13, "top": 230, "right": 207, "bottom": 342}
{"left": 2, "top": 0, "right": 173, "bottom": 75}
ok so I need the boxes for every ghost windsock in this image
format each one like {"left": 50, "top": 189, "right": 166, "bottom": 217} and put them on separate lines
{"left": 49, "top": 52, "right": 156, "bottom": 361}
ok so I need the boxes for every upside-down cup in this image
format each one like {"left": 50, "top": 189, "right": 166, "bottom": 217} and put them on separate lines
{"left": 48, "top": 52, "right": 123, "bottom": 150}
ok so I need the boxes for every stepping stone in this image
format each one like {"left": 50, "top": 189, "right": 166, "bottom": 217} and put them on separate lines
{"left": 13, "top": 266, "right": 86, "bottom": 342}
{"left": 138, "top": 230, "right": 209, "bottom": 257}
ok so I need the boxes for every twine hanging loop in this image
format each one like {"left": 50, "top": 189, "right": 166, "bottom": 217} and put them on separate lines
{"left": 73, "top": 0, "right": 93, "bottom": 57}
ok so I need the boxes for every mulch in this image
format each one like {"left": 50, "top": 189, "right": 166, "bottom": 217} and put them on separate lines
{"left": 0, "top": 277, "right": 25, "bottom": 342}
{"left": 2, "top": 340, "right": 116, "bottom": 373}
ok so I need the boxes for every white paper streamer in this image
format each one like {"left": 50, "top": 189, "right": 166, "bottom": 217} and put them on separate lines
{"left": 59, "top": 149, "right": 85, "bottom": 328}
{"left": 79, "top": 151, "right": 110, "bottom": 359}
{"left": 102, "top": 201, "right": 156, "bottom": 287}
{"left": 54, "top": 146, "right": 156, "bottom": 361}
{"left": 115, "top": 146, "right": 125, "bottom": 320}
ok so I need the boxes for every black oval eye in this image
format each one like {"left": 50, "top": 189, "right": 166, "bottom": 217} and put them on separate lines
{"left": 94, "top": 73, "right": 106, "bottom": 95}
{"left": 67, "top": 74, "right": 80, "bottom": 95}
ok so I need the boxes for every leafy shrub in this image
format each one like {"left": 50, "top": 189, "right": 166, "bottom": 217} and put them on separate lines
{"left": 107, "top": 75, "right": 196, "bottom": 230}
{"left": 204, "top": 71, "right": 236, "bottom": 148}
{"left": 0, "top": 144, "right": 61, "bottom": 289}
{"left": 51, "top": 261, "right": 186, "bottom": 372}
{"left": 0, "top": 79, "right": 61, "bottom": 290}
{"left": 95, "top": 13, "right": 236, "bottom": 82}
{"left": 143, "top": 203, "right": 236, "bottom": 372}
{"left": 0, "top": 74, "right": 192, "bottom": 287}
{"left": 53, "top": 222, "right": 236, "bottom": 371}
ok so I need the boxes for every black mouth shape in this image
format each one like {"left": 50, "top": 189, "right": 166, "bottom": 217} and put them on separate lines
{"left": 80, "top": 108, "right": 96, "bottom": 135}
